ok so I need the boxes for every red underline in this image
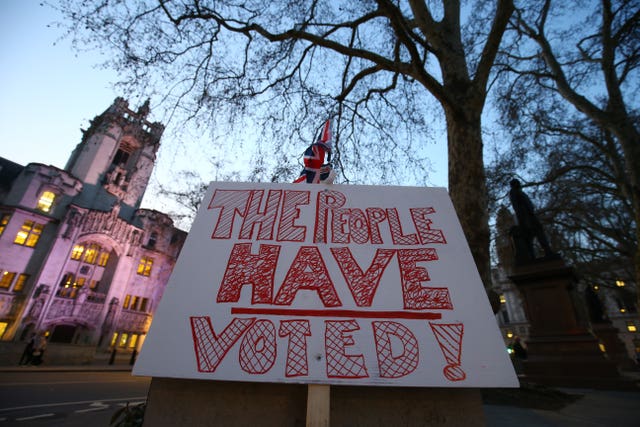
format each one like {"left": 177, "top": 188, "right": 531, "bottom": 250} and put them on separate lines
{"left": 230, "top": 307, "right": 442, "bottom": 320}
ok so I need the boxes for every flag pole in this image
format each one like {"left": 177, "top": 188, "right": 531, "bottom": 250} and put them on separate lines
{"left": 294, "top": 118, "right": 334, "bottom": 426}
{"left": 306, "top": 383, "right": 330, "bottom": 427}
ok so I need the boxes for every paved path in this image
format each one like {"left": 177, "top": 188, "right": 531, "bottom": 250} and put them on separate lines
{"left": 2, "top": 365, "right": 639, "bottom": 426}
{"left": 484, "top": 388, "right": 640, "bottom": 426}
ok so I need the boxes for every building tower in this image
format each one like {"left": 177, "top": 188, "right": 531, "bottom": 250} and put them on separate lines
{"left": 0, "top": 98, "right": 185, "bottom": 365}
{"left": 65, "top": 98, "right": 164, "bottom": 220}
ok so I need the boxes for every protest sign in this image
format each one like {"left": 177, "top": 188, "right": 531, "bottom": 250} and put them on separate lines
{"left": 133, "top": 182, "right": 517, "bottom": 387}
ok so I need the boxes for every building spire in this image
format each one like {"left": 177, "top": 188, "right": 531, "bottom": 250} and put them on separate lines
{"left": 137, "top": 99, "right": 151, "bottom": 119}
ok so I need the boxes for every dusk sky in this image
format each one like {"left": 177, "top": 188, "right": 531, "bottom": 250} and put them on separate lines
{"left": 0, "top": 1, "right": 236, "bottom": 218}
{"left": 0, "top": 1, "right": 118, "bottom": 169}
{"left": 0, "top": 1, "right": 450, "bottom": 223}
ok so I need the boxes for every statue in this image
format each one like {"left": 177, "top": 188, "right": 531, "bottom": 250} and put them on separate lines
{"left": 508, "top": 179, "right": 558, "bottom": 263}
{"left": 495, "top": 206, "right": 516, "bottom": 272}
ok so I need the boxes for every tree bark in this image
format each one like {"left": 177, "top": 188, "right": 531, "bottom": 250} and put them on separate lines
{"left": 420, "top": 0, "right": 513, "bottom": 313}
{"left": 444, "top": 106, "right": 492, "bottom": 294}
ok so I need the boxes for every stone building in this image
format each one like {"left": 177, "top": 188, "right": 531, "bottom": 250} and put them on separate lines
{"left": 583, "top": 273, "right": 639, "bottom": 363}
{"left": 0, "top": 98, "right": 186, "bottom": 362}
{"left": 492, "top": 265, "right": 530, "bottom": 346}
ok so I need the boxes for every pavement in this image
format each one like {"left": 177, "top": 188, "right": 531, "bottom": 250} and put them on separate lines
{"left": 0, "top": 364, "right": 134, "bottom": 373}
{"left": 483, "top": 387, "right": 640, "bottom": 426}
{"left": 1, "top": 365, "right": 639, "bottom": 426}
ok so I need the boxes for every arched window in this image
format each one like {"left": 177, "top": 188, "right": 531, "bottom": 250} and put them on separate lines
{"left": 112, "top": 149, "right": 130, "bottom": 166}
{"left": 36, "top": 191, "right": 56, "bottom": 213}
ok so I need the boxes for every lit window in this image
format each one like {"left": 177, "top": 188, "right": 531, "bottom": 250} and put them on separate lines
{"left": 123, "top": 294, "right": 131, "bottom": 309}
{"left": 89, "top": 280, "right": 99, "bottom": 290}
{"left": 0, "top": 214, "right": 10, "bottom": 236}
{"left": 616, "top": 280, "right": 625, "bottom": 287}
{"left": 627, "top": 322, "right": 637, "bottom": 333}
{"left": 0, "top": 271, "right": 16, "bottom": 289}
{"left": 14, "top": 220, "right": 44, "bottom": 247}
{"left": 131, "top": 296, "right": 140, "bottom": 311}
{"left": 71, "top": 244, "right": 85, "bottom": 260}
{"left": 140, "top": 298, "right": 149, "bottom": 312}
{"left": 57, "top": 273, "right": 75, "bottom": 298}
{"left": 13, "top": 274, "right": 29, "bottom": 292}
{"left": 119, "top": 333, "right": 129, "bottom": 348}
{"left": 137, "top": 257, "right": 153, "bottom": 276}
{"left": 36, "top": 191, "right": 56, "bottom": 213}
{"left": 60, "top": 273, "right": 74, "bottom": 288}
{"left": 499, "top": 294, "right": 507, "bottom": 304}
{"left": 83, "top": 244, "right": 100, "bottom": 264}
{"left": 110, "top": 332, "right": 118, "bottom": 347}
{"left": 129, "top": 334, "right": 139, "bottom": 349}
{"left": 97, "top": 251, "right": 110, "bottom": 267}
{"left": 76, "top": 277, "right": 86, "bottom": 289}
{"left": 0, "top": 322, "right": 8, "bottom": 339}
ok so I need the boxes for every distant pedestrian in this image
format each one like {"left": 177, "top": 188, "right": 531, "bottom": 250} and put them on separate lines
{"left": 31, "top": 333, "right": 47, "bottom": 366}
{"left": 19, "top": 333, "right": 36, "bottom": 365}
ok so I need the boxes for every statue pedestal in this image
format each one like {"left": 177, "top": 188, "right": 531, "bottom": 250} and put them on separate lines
{"left": 509, "top": 259, "right": 622, "bottom": 388}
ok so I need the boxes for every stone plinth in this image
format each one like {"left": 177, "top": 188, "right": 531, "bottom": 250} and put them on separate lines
{"left": 509, "top": 259, "right": 622, "bottom": 388}
{"left": 142, "top": 378, "right": 486, "bottom": 427}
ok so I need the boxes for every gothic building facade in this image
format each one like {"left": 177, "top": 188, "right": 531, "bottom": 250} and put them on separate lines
{"left": 0, "top": 98, "right": 186, "bottom": 359}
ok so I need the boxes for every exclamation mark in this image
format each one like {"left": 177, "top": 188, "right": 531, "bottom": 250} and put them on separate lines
{"left": 429, "top": 322, "right": 466, "bottom": 381}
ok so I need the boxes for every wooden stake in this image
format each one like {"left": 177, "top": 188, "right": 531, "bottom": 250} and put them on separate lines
{"left": 306, "top": 384, "right": 330, "bottom": 427}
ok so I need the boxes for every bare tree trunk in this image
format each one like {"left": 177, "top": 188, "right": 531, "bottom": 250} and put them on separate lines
{"left": 420, "top": 1, "right": 512, "bottom": 315}
{"left": 444, "top": 107, "right": 494, "bottom": 308}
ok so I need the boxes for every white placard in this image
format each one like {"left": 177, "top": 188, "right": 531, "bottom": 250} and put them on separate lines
{"left": 133, "top": 182, "right": 518, "bottom": 387}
